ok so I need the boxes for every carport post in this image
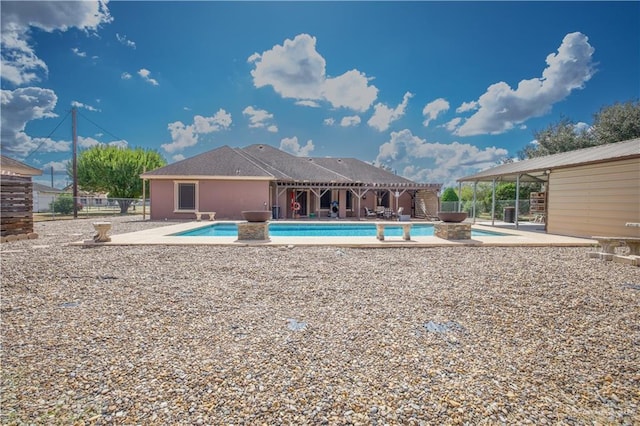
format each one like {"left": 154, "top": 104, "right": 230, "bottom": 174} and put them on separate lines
{"left": 491, "top": 178, "right": 496, "bottom": 226}
{"left": 515, "top": 174, "right": 520, "bottom": 229}
{"left": 472, "top": 181, "right": 477, "bottom": 223}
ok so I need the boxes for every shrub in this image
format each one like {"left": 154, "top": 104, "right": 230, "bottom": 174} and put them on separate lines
{"left": 50, "top": 195, "right": 75, "bottom": 214}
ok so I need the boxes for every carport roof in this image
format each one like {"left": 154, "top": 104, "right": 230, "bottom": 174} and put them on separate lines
{"left": 457, "top": 138, "right": 640, "bottom": 183}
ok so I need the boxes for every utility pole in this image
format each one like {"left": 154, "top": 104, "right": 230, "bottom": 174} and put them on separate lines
{"left": 72, "top": 107, "right": 78, "bottom": 218}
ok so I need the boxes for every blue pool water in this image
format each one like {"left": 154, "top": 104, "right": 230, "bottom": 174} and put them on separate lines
{"left": 173, "top": 222, "right": 506, "bottom": 237}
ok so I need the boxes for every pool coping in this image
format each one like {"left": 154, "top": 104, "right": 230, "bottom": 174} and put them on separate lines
{"left": 73, "top": 220, "right": 597, "bottom": 248}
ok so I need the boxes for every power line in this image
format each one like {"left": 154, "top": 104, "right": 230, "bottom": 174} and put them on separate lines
{"left": 23, "top": 109, "right": 72, "bottom": 160}
{"left": 77, "top": 110, "right": 125, "bottom": 143}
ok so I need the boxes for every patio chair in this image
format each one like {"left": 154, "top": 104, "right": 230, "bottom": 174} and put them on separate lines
{"left": 364, "top": 207, "right": 377, "bottom": 218}
{"left": 384, "top": 208, "right": 393, "bottom": 219}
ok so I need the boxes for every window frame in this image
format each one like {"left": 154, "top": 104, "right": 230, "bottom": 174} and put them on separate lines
{"left": 174, "top": 181, "right": 198, "bottom": 212}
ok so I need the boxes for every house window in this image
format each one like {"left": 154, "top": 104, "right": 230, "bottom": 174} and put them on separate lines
{"left": 175, "top": 182, "right": 197, "bottom": 211}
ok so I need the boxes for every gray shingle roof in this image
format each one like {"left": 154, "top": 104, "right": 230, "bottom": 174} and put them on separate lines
{"left": 458, "top": 138, "right": 640, "bottom": 182}
{"left": 32, "top": 182, "right": 65, "bottom": 193}
{"left": 142, "top": 146, "right": 273, "bottom": 178}
{"left": 143, "top": 143, "right": 427, "bottom": 186}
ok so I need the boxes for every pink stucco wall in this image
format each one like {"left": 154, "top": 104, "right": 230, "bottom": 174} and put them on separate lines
{"left": 149, "top": 179, "right": 271, "bottom": 220}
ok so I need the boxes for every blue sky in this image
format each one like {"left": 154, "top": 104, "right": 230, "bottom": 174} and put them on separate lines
{"left": 2, "top": 1, "right": 638, "bottom": 189}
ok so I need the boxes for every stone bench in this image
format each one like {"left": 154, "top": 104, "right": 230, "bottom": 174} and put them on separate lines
{"left": 195, "top": 211, "right": 216, "bottom": 221}
{"left": 589, "top": 236, "right": 640, "bottom": 266}
{"left": 376, "top": 223, "right": 412, "bottom": 241}
{"left": 92, "top": 221, "right": 112, "bottom": 243}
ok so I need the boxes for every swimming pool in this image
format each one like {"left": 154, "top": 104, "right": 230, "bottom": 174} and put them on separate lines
{"left": 173, "top": 222, "right": 506, "bottom": 237}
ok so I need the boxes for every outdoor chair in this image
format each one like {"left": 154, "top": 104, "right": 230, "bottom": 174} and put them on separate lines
{"left": 364, "top": 207, "right": 377, "bottom": 217}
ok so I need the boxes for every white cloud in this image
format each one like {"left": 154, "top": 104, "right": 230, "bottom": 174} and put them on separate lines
{"left": 367, "top": 91, "right": 413, "bottom": 132}
{"left": 121, "top": 72, "right": 132, "bottom": 80}
{"left": 422, "top": 98, "right": 450, "bottom": 127}
{"left": 280, "top": 136, "right": 315, "bottom": 157}
{"left": 1, "top": 0, "right": 112, "bottom": 85}
{"left": 138, "top": 68, "right": 159, "bottom": 86}
{"left": 242, "top": 106, "right": 276, "bottom": 130}
{"left": 456, "top": 101, "right": 478, "bottom": 113}
{"left": 340, "top": 115, "right": 361, "bottom": 127}
{"left": 249, "top": 33, "right": 378, "bottom": 112}
{"left": 78, "top": 136, "right": 128, "bottom": 149}
{"left": 0, "top": 87, "right": 67, "bottom": 157}
{"left": 71, "top": 100, "right": 100, "bottom": 112}
{"left": 172, "top": 154, "right": 185, "bottom": 162}
{"left": 161, "top": 109, "right": 232, "bottom": 154}
{"left": 444, "top": 117, "right": 462, "bottom": 132}
{"left": 42, "top": 160, "right": 68, "bottom": 174}
{"left": 116, "top": 33, "right": 136, "bottom": 49}
{"left": 71, "top": 47, "right": 86, "bottom": 58}
{"left": 375, "top": 129, "right": 508, "bottom": 187}
{"left": 454, "top": 32, "right": 595, "bottom": 136}
{"left": 267, "top": 125, "right": 278, "bottom": 133}
{"left": 295, "top": 100, "right": 320, "bottom": 108}
{"left": 323, "top": 118, "right": 335, "bottom": 126}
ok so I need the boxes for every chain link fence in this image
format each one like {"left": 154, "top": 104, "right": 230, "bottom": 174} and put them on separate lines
{"left": 33, "top": 194, "right": 150, "bottom": 221}
{"left": 440, "top": 199, "right": 534, "bottom": 221}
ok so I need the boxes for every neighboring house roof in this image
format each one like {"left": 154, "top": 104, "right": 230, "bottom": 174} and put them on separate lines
{"left": 33, "top": 182, "right": 65, "bottom": 193}
{"left": 142, "top": 144, "right": 439, "bottom": 189}
{"left": 0, "top": 155, "right": 42, "bottom": 177}
{"left": 458, "top": 138, "right": 640, "bottom": 182}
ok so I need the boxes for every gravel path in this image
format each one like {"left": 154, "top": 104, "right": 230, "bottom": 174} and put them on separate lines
{"left": 2, "top": 216, "right": 639, "bottom": 424}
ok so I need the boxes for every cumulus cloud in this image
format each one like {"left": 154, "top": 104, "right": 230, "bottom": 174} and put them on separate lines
{"left": 116, "top": 33, "right": 136, "bottom": 49}
{"left": 0, "top": 87, "right": 70, "bottom": 157}
{"left": 71, "top": 100, "right": 100, "bottom": 112}
{"left": 121, "top": 72, "right": 132, "bottom": 80}
{"left": 422, "top": 98, "right": 449, "bottom": 127}
{"left": 172, "top": 154, "right": 185, "bottom": 162}
{"left": 323, "top": 118, "right": 335, "bottom": 126}
{"left": 1, "top": 0, "right": 112, "bottom": 85}
{"left": 453, "top": 32, "right": 596, "bottom": 136}
{"left": 375, "top": 129, "right": 508, "bottom": 186}
{"left": 340, "top": 115, "right": 361, "bottom": 127}
{"left": 138, "top": 68, "right": 159, "bottom": 86}
{"left": 243, "top": 106, "right": 277, "bottom": 130}
{"left": 249, "top": 34, "right": 378, "bottom": 112}
{"left": 280, "top": 136, "right": 315, "bottom": 157}
{"left": 444, "top": 117, "right": 462, "bottom": 132}
{"left": 161, "top": 109, "right": 232, "bottom": 154}
{"left": 456, "top": 101, "right": 478, "bottom": 113}
{"left": 367, "top": 92, "right": 413, "bottom": 132}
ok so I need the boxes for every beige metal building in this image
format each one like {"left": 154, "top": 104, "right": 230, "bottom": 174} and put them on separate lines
{"left": 458, "top": 138, "right": 640, "bottom": 238}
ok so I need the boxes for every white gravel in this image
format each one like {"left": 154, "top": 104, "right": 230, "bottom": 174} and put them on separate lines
{"left": 1, "top": 216, "right": 639, "bottom": 424}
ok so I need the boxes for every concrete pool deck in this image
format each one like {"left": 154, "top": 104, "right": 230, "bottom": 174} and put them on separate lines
{"left": 75, "top": 220, "right": 597, "bottom": 248}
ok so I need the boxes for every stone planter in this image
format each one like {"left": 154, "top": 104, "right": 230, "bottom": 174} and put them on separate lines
{"left": 437, "top": 211, "right": 468, "bottom": 223}
{"left": 241, "top": 210, "right": 272, "bottom": 222}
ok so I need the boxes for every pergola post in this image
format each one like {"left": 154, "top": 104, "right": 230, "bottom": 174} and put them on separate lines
{"left": 491, "top": 178, "right": 496, "bottom": 226}
{"left": 515, "top": 174, "right": 520, "bottom": 229}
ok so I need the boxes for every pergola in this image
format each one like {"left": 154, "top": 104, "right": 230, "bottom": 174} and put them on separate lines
{"left": 273, "top": 180, "right": 442, "bottom": 219}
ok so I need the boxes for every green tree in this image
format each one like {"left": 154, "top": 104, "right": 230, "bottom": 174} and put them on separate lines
{"left": 591, "top": 100, "right": 640, "bottom": 144}
{"left": 72, "top": 146, "right": 166, "bottom": 214}
{"left": 440, "top": 187, "right": 459, "bottom": 212}
{"left": 520, "top": 117, "right": 594, "bottom": 159}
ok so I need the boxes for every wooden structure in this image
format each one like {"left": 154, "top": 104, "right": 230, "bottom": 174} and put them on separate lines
{"left": 1, "top": 155, "right": 42, "bottom": 238}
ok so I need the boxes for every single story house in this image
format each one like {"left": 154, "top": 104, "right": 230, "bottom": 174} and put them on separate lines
{"left": 142, "top": 144, "right": 442, "bottom": 221}
{"left": 1, "top": 155, "right": 42, "bottom": 237}
{"left": 32, "top": 182, "right": 66, "bottom": 213}
{"left": 457, "top": 138, "right": 640, "bottom": 238}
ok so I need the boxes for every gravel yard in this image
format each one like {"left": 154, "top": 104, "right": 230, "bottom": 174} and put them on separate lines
{"left": 2, "top": 216, "right": 639, "bottom": 424}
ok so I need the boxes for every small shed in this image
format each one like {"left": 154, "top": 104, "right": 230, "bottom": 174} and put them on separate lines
{"left": 457, "top": 138, "right": 640, "bottom": 238}
{"left": 1, "top": 155, "right": 42, "bottom": 239}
